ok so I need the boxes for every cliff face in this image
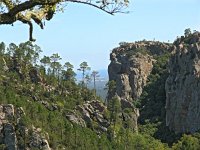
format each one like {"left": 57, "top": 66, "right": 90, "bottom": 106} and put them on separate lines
{"left": 108, "top": 41, "right": 171, "bottom": 131}
{"left": 108, "top": 52, "right": 154, "bottom": 101}
{"left": 109, "top": 32, "right": 200, "bottom": 134}
{"left": 165, "top": 32, "right": 200, "bottom": 133}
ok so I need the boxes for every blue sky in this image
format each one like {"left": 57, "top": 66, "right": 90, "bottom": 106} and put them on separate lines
{"left": 0, "top": 0, "right": 200, "bottom": 71}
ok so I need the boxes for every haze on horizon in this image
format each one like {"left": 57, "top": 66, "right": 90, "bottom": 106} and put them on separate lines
{"left": 0, "top": 0, "right": 199, "bottom": 71}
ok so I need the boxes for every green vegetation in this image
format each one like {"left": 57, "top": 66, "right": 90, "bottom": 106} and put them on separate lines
{"left": 1, "top": 40, "right": 200, "bottom": 149}
{"left": 126, "top": 47, "right": 150, "bottom": 57}
{"left": 172, "top": 134, "right": 200, "bottom": 150}
{"left": 136, "top": 48, "right": 180, "bottom": 145}
{"left": 0, "top": 42, "right": 105, "bottom": 149}
{"left": 78, "top": 61, "right": 91, "bottom": 87}
{"left": 124, "top": 40, "right": 200, "bottom": 148}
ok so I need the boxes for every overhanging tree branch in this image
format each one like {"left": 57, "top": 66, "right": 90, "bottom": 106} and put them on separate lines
{"left": 0, "top": 0, "right": 129, "bottom": 41}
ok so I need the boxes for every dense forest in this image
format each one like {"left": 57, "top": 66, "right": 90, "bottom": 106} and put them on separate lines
{"left": 1, "top": 32, "right": 200, "bottom": 150}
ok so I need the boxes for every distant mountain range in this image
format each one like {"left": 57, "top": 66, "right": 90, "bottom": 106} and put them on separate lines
{"left": 76, "top": 69, "right": 108, "bottom": 81}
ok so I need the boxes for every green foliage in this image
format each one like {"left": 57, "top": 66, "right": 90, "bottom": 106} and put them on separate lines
{"left": 107, "top": 96, "right": 121, "bottom": 125}
{"left": 137, "top": 52, "right": 181, "bottom": 145}
{"left": 40, "top": 55, "right": 50, "bottom": 75}
{"left": 172, "top": 134, "right": 200, "bottom": 150}
{"left": 78, "top": 61, "right": 91, "bottom": 87}
{"left": 1, "top": 40, "right": 200, "bottom": 149}
{"left": 139, "top": 122, "right": 159, "bottom": 136}
{"left": 0, "top": 42, "right": 110, "bottom": 149}
{"left": 139, "top": 53, "right": 170, "bottom": 123}
{"left": 0, "top": 144, "right": 6, "bottom": 150}
{"left": 184, "top": 28, "right": 192, "bottom": 37}
{"left": 91, "top": 70, "right": 100, "bottom": 96}
{"left": 0, "top": 42, "right": 5, "bottom": 55}
{"left": 126, "top": 47, "right": 149, "bottom": 57}
{"left": 105, "top": 80, "right": 116, "bottom": 99}
{"left": 112, "top": 129, "right": 168, "bottom": 150}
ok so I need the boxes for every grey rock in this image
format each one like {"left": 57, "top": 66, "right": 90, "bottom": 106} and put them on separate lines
{"left": 98, "top": 125, "right": 107, "bottom": 132}
{"left": 66, "top": 100, "right": 109, "bottom": 133}
{"left": 16, "top": 107, "right": 25, "bottom": 119}
{"left": 29, "top": 127, "right": 51, "bottom": 150}
{"left": 107, "top": 41, "right": 173, "bottom": 131}
{"left": 77, "top": 106, "right": 92, "bottom": 124}
{"left": 121, "top": 99, "right": 134, "bottom": 110}
{"left": 2, "top": 58, "right": 9, "bottom": 72}
{"left": 0, "top": 105, "right": 5, "bottom": 120}
{"left": 108, "top": 51, "right": 154, "bottom": 102}
{"left": 90, "top": 101, "right": 105, "bottom": 113}
{"left": 166, "top": 32, "right": 200, "bottom": 133}
{"left": 3, "top": 104, "right": 14, "bottom": 119}
{"left": 3, "top": 123, "right": 17, "bottom": 150}
{"left": 66, "top": 113, "right": 86, "bottom": 127}
{"left": 107, "top": 43, "right": 161, "bottom": 131}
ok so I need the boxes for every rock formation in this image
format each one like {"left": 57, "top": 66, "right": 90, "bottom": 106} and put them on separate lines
{"left": 66, "top": 100, "right": 110, "bottom": 134}
{"left": 0, "top": 104, "right": 51, "bottom": 150}
{"left": 108, "top": 41, "right": 172, "bottom": 131}
{"left": 166, "top": 32, "right": 200, "bottom": 133}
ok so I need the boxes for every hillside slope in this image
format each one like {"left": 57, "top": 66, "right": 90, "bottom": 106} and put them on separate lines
{"left": 1, "top": 30, "right": 200, "bottom": 149}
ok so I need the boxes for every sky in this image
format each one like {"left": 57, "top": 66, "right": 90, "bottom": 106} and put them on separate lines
{"left": 0, "top": 0, "right": 200, "bottom": 72}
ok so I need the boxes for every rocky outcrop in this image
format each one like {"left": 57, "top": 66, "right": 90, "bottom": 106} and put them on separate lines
{"left": 0, "top": 105, "right": 17, "bottom": 150}
{"left": 0, "top": 104, "right": 51, "bottom": 150}
{"left": 166, "top": 32, "right": 200, "bottom": 133}
{"left": 29, "top": 126, "right": 51, "bottom": 150}
{"left": 108, "top": 41, "right": 171, "bottom": 131}
{"left": 66, "top": 100, "right": 110, "bottom": 134}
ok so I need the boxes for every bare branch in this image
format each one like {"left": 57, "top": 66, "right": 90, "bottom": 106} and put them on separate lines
{"left": 0, "top": 0, "right": 129, "bottom": 41}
